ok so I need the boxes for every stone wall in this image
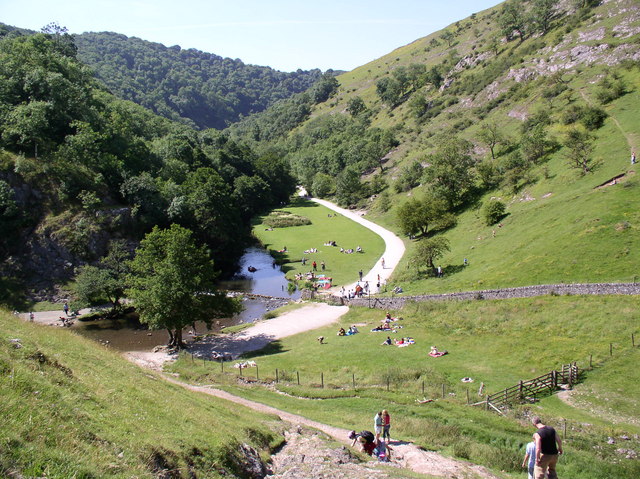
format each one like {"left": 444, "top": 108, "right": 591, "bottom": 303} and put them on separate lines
{"left": 341, "top": 283, "right": 640, "bottom": 309}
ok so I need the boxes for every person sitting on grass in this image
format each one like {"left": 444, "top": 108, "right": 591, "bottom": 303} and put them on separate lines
{"left": 338, "top": 327, "right": 346, "bottom": 336}
{"left": 381, "top": 336, "right": 392, "bottom": 346}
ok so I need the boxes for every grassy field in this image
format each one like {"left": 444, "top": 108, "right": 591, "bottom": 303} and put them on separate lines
{"left": 252, "top": 197, "right": 385, "bottom": 287}
{"left": 170, "top": 295, "right": 640, "bottom": 479}
{"left": 0, "top": 311, "right": 283, "bottom": 479}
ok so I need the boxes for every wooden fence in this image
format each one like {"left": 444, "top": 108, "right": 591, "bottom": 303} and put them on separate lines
{"left": 473, "top": 363, "right": 579, "bottom": 414}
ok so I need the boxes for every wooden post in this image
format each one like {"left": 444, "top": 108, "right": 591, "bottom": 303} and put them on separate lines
{"left": 387, "top": 377, "right": 390, "bottom": 392}
{"left": 589, "top": 354, "right": 593, "bottom": 368}
{"left": 221, "top": 360, "right": 224, "bottom": 373}
{"left": 563, "top": 419, "right": 567, "bottom": 439}
{"left": 276, "top": 368, "right": 279, "bottom": 384}
{"left": 238, "top": 364, "right": 242, "bottom": 377}
{"left": 191, "top": 353, "right": 194, "bottom": 363}
{"left": 610, "top": 343, "right": 613, "bottom": 356}
{"left": 422, "top": 380, "right": 425, "bottom": 396}
{"left": 518, "top": 380, "right": 523, "bottom": 400}
{"left": 203, "top": 357, "right": 206, "bottom": 366}
{"left": 466, "top": 388, "right": 470, "bottom": 404}
{"left": 632, "top": 333, "right": 635, "bottom": 347}
{"left": 321, "top": 372, "right": 324, "bottom": 389}
{"left": 352, "top": 373, "right": 355, "bottom": 389}
{"left": 256, "top": 365, "right": 259, "bottom": 381}
{"left": 485, "top": 396, "right": 489, "bottom": 411}
{"left": 297, "top": 371, "right": 300, "bottom": 386}
{"left": 442, "top": 383, "right": 446, "bottom": 399}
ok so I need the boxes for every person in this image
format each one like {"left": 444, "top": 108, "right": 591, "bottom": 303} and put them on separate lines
{"left": 29, "top": 311, "right": 35, "bottom": 322}
{"left": 463, "top": 258, "right": 468, "bottom": 266}
{"left": 301, "top": 257, "right": 306, "bottom": 266}
{"left": 522, "top": 434, "right": 538, "bottom": 479}
{"left": 317, "top": 336, "right": 325, "bottom": 344}
{"left": 312, "top": 260, "right": 317, "bottom": 271}
{"left": 338, "top": 327, "right": 346, "bottom": 336}
{"left": 63, "top": 301, "right": 69, "bottom": 316}
{"left": 356, "top": 245, "right": 362, "bottom": 252}
{"left": 374, "top": 411, "right": 383, "bottom": 443}
{"left": 382, "top": 410, "right": 391, "bottom": 442}
{"left": 437, "top": 265, "right": 442, "bottom": 277}
{"left": 381, "top": 257, "right": 385, "bottom": 269}
{"left": 321, "top": 260, "right": 325, "bottom": 271}
{"left": 349, "top": 430, "right": 375, "bottom": 453}
{"left": 632, "top": 151, "right": 636, "bottom": 165}
{"left": 381, "top": 336, "right": 392, "bottom": 346}
{"left": 532, "top": 416, "right": 563, "bottom": 479}
{"left": 374, "top": 439, "right": 392, "bottom": 462}
{"left": 385, "top": 312, "right": 392, "bottom": 321}
{"left": 359, "top": 269, "right": 363, "bottom": 281}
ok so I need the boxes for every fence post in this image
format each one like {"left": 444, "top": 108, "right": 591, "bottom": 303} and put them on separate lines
{"left": 321, "top": 372, "right": 324, "bottom": 389}
{"left": 589, "top": 354, "right": 592, "bottom": 368}
{"left": 610, "top": 343, "right": 613, "bottom": 356}
{"left": 422, "top": 380, "right": 425, "bottom": 396}
{"left": 563, "top": 419, "right": 567, "bottom": 439}
{"left": 466, "top": 388, "right": 470, "bottom": 404}
{"left": 352, "top": 373, "right": 355, "bottom": 389}
{"left": 191, "top": 353, "right": 194, "bottom": 363}
{"left": 256, "top": 365, "right": 259, "bottom": 381}
{"left": 442, "top": 384, "right": 446, "bottom": 399}
{"left": 551, "top": 370, "right": 557, "bottom": 391}
{"left": 633, "top": 333, "right": 635, "bottom": 347}
{"left": 276, "top": 368, "right": 279, "bottom": 384}
{"left": 297, "top": 371, "right": 300, "bottom": 386}
{"left": 485, "top": 396, "right": 489, "bottom": 411}
{"left": 221, "top": 360, "right": 224, "bottom": 373}
{"left": 238, "top": 364, "right": 243, "bottom": 378}
{"left": 518, "top": 380, "right": 523, "bottom": 400}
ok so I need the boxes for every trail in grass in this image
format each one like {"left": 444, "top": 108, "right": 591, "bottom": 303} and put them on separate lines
{"left": 309, "top": 197, "right": 406, "bottom": 293}
{"left": 161, "top": 374, "right": 500, "bottom": 479}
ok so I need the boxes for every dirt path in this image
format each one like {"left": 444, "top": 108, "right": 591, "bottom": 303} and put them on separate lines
{"left": 125, "top": 303, "right": 349, "bottom": 369}
{"left": 162, "top": 374, "right": 500, "bottom": 479}
{"left": 310, "top": 197, "right": 406, "bottom": 294}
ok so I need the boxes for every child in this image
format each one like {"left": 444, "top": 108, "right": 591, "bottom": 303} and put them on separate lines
{"left": 522, "top": 434, "right": 538, "bottom": 479}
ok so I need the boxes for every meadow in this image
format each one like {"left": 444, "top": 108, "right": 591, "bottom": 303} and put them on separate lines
{"left": 171, "top": 295, "right": 640, "bottom": 478}
{"left": 252, "top": 197, "right": 385, "bottom": 288}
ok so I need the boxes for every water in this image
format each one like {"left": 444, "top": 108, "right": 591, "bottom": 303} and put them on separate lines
{"left": 73, "top": 246, "right": 299, "bottom": 351}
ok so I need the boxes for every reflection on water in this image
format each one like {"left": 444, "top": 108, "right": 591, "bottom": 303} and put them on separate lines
{"left": 73, "top": 246, "right": 298, "bottom": 352}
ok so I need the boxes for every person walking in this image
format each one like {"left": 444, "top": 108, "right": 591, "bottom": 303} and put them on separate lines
{"left": 382, "top": 410, "right": 391, "bottom": 442}
{"left": 632, "top": 151, "right": 636, "bottom": 165}
{"left": 522, "top": 434, "right": 537, "bottom": 479}
{"left": 532, "top": 416, "right": 563, "bottom": 479}
{"left": 381, "top": 258, "right": 385, "bottom": 269}
{"left": 374, "top": 411, "right": 384, "bottom": 443}
{"left": 312, "top": 261, "right": 317, "bottom": 271}
{"left": 63, "top": 301, "right": 69, "bottom": 316}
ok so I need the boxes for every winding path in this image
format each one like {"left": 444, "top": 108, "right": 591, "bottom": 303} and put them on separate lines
{"left": 309, "top": 197, "right": 406, "bottom": 293}
{"left": 162, "top": 375, "right": 500, "bottom": 479}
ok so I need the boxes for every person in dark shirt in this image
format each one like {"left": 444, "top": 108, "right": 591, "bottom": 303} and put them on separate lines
{"left": 532, "top": 416, "right": 563, "bottom": 479}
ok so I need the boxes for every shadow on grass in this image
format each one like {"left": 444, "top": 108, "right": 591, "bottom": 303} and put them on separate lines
{"left": 240, "top": 340, "right": 287, "bottom": 359}
{"left": 187, "top": 333, "right": 289, "bottom": 360}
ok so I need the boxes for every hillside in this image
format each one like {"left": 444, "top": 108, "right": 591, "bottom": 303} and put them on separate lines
{"left": 228, "top": 0, "right": 640, "bottom": 291}
{"left": 0, "top": 311, "right": 282, "bottom": 478}
{"left": 73, "top": 32, "right": 325, "bottom": 130}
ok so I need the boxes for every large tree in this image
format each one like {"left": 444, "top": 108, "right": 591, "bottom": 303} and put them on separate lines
{"left": 396, "top": 193, "right": 455, "bottom": 238}
{"left": 412, "top": 236, "right": 451, "bottom": 271}
{"left": 423, "top": 135, "right": 475, "bottom": 207}
{"left": 126, "top": 224, "right": 241, "bottom": 348}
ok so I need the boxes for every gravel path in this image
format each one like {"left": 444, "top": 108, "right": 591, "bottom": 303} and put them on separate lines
{"left": 163, "top": 375, "right": 500, "bottom": 479}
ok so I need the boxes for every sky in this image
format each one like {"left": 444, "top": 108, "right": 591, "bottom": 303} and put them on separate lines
{"left": 1, "top": 0, "right": 503, "bottom": 72}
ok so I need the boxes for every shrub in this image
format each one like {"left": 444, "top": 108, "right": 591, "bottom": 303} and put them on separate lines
{"left": 483, "top": 200, "right": 506, "bottom": 226}
{"left": 263, "top": 211, "right": 311, "bottom": 228}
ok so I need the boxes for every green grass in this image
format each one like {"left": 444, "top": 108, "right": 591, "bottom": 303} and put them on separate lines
{"left": 252, "top": 197, "right": 385, "bottom": 287}
{"left": 171, "top": 295, "right": 640, "bottom": 478}
{"left": 0, "top": 311, "right": 283, "bottom": 478}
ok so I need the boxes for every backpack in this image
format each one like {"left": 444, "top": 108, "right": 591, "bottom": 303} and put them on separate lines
{"left": 360, "top": 430, "right": 375, "bottom": 443}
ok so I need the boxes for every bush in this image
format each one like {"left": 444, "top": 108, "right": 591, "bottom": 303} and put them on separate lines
{"left": 483, "top": 200, "right": 506, "bottom": 225}
{"left": 263, "top": 211, "right": 311, "bottom": 228}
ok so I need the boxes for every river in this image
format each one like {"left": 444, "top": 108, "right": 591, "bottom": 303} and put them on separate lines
{"left": 73, "top": 246, "right": 300, "bottom": 351}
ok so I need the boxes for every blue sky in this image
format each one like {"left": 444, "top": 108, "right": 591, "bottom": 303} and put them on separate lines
{"left": 1, "top": 0, "right": 503, "bottom": 72}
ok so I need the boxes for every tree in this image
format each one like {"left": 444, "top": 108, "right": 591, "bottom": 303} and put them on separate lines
{"left": 440, "top": 30, "right": 455, "bottom": 47}
{"left": 74, "top": 240, "right": 132, "bottom": 314}
{"left": 396, "top": 194, "right": 455, "bottom": 238}
{"left": 520, "top": 124, "right": 551, "bottom": 164}
{"left": 335, "top": 166, "right": 362, "bottom": 206}
{"left": 531, "top": 0, "right": 559, "bottom": 35}
{"left": 483, "top": 200, "right": 507, "bottom": 226}
{"left": 564, "top": 128, "right": 597, "bottom": 174}
{"left": 423, "top": 135, "right": 475, "bottom": 206}
{"left": 312, "top": 172, "right": 335, "bottom": 198}
{"left": 500, "top": 0, "right": 527, "bottom": 42}
{"left": 126, "top": 224, "right": 241, "bottom": 348}
{"left": 477, "top": 121, "right": 504, "bottom": 160}
{"left": 346, "top": 96, "right": 367, "bottom": 117}
{"left": 412, "top": 236, "right": 451, "bottom": 271}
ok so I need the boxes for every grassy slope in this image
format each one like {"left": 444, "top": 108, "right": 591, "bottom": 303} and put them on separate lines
{"left": 171, "top": 295, "right": 640, "bottom": 478}
{"left": 252, "top": 197, "right": 385, "bottom": 287}
{"left": 0, "top": 311, "right": 282, "bottom": 479}
{"left": 291, "top": 1, "right": 640, "bottom": 292}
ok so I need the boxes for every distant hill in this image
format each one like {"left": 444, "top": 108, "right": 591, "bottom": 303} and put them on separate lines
{"left": 74, "top": 32, "right": 326, "bottom": 129}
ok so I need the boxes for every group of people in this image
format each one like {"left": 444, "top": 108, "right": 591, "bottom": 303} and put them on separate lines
{"left": 349, "top": 410, "right": 392, "bottom": 461}
{"left": 337, "top": 325, "right": 359, "bottom": 336}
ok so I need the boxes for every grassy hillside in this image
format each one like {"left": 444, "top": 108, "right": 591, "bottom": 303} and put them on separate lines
{"left": 229, "top": 0, "right": 640, "bottom": 292}
{"left": 171, "top": 295, "right": 640, "bottom": 478}
{"left": 0, "top": 311, "right": 282, "bottom": 478}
